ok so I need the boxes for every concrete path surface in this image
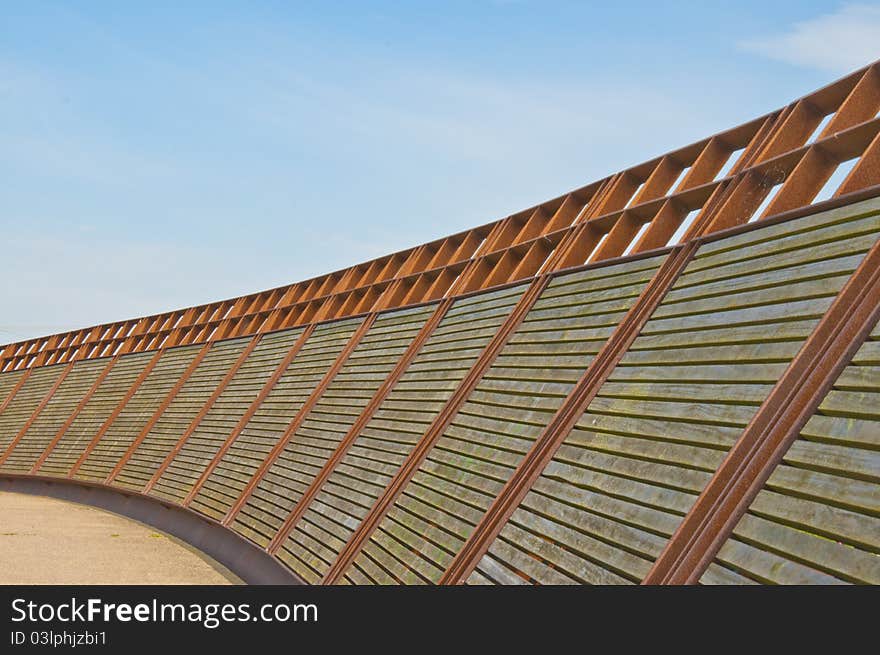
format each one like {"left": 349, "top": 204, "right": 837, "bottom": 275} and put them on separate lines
{"left": 0, "top": 491, "right": 241, "bottom": 584}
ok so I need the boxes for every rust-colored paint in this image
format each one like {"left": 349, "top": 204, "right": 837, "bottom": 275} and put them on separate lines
{"left": 31, "top": 355, "right": 119, "bottom": 473}
{"left": 266, "top": 298, "right": 455, "bottom": 554}
{"left": 105, "top": 343, "right": 212, "bottom": 485}
{"left": 69, "top": 348, "right": 167, "bottom": 478}
{"left": 0, "top": 367, "right": 33, "bottom": 415}
{"left": 440, "top": 243, "right": 698, "bottom": 584}
{"left": 323, "top": 275, "right": 552, "bottom": 584}
{"left": 0, "top": 362, "right": 75, "bottom": 466}
{"left": 644, "top": 234, "right": 880, "bottom": 585}
{"left": 838, "top": 131, "right": 880, "bottom": 196}
{"left": 143, "top": 334, "right": 263, "bottom": 494}
{"left": 222, "top": 314, "right": 378, "bottom": 527}
{"left": 0, "top": 64, "right": 878, "bottom": 586}
{"left": 2, "top": 63, "right": 876, "bottom": 373}
{"left": 182, "top": 325, "right": 317, "bottom": 506}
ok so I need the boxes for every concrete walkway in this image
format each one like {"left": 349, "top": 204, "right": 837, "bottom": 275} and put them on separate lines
{"left": 0, "top": 491, "right": 241, "bottom": 584}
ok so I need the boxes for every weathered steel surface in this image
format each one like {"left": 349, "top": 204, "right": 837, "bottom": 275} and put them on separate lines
{"left": 48, "top": 350, "right": 162, "bottom": 477}
{"left": 440, "top": 247, "right": 695, "bottom": 584}
{"left": 460, "top": 199, "right": 880, "bottom": 585}
{"left": 645, "top": 217, "right": 880, "bottom": 585}
{"left": 265, "top": 302, "right": 448, "bottom": 556}
{"left": 324, "top": 280, "right": 543, "bottom": 584}
{"left": 0, "top": 65, "right": 878, "bottom": 585}
{"left": 74, "top": 345, "right": 204, "bottom": 482}
{"left": 185, "top": 326, "right": 313, "bottom": 520}
{"left": 224, "top": 316, "right": 373, "bottom": 544}
{"left": 274, "top": 289, "right": 524, "bottom": 583}
{"left": 3, "top": 63, "right": 877, "bottom": 373}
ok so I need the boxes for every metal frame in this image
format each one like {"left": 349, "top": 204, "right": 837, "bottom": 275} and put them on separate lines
{"left": 0, "top": 362, "right": 75, "bottom": 465}
{"left": 0, "top": 367, "right": 33, "bottom": 415}
{"left": 3, "top": 62, "right": 877, "bottom": 374}
{"left": 181, "top": 325, "right": 317, "bottom": 506}
{"left": 264, "top": 297, "right": 455, "bottom": 553}
{"left": 0, "top": 63, "right": 879, "bottom": 584}
{"left": 322, "top": 275, "right": 552, "bottom": 583}
{"left": 221, "top": 314, "right": 378, "bottom": 525}
{"left": 143, "top": 334, "right": 263, "bottom": 494}
{"left": 105, "top": 343, "right": 212, "bottom": 484}
{"left": 30, "top": 355, "right": 119, "bottom": 473}
{"left": 439, "top": 244, "right": 697, "bottom": 584}
{"left": 68, "top": 348, "right": 167, "bottom": 477}
{"left": 644, "top": 234, "right": 880, "bottom": 584}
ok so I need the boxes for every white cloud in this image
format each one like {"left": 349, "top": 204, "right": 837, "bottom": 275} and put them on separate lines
{"left": 740, "top": 4, "right": 880, "bottom": 73}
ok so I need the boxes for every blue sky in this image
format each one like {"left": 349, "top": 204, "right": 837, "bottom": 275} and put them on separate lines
{"left": 2, "top": 1, "right": 879, "bottom": 343}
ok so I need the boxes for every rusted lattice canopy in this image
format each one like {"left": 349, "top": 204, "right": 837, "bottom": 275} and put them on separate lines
{"left": 1, "top": 63, "right": 878, "bottom": 585}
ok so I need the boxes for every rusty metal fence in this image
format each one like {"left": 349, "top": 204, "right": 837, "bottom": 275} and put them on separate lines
{"left": 0, "top": 63, "right": 878, "bottom": 584}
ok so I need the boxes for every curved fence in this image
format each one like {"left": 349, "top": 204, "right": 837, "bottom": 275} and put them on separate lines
{"left": 1, "top": 63, "right": 879, "bottom": 584}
